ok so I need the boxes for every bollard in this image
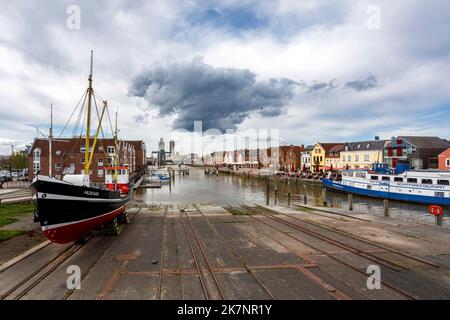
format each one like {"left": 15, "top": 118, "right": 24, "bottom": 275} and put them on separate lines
{"left": 303, "top": 184, "right": 307, "bottom": 204}
{"left": 274, "top": 190, "right": 278, "bottom": 205}
{"left": 436, "top": 215, "right": 443, "bottom": 226}
{"left": 288, "top": 192, "right": 291, "bottom": 206}
{"left": 266, "top": 177, "right": 270, "bottom": 205}
{"left": 348, "top": 194, "right": 353, "bottom": 211}
{"left": 384, "top": 199, "right": 389, "bottom": 217}
{"left": 322, "top": 188, "right": 327, "bottom": 206}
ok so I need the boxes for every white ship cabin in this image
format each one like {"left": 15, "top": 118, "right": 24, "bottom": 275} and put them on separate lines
{"left": 105, "top": 166, "right": 129, "bottom": 186}
{"left": 341, "top": 170, "right": 450, "bottom": 186}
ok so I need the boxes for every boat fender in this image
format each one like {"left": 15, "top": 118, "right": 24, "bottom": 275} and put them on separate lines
{"left": 120, "top": 185, "right": 129, "bottom": 194}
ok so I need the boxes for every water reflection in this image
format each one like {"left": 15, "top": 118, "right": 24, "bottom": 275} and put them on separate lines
{"left": 134, "top": 167, "right": 449, "bottom": 226}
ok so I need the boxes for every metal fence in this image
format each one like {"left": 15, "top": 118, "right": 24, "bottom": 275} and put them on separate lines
{"left": 0, "top": 180, "right": 30, "bottom": 189}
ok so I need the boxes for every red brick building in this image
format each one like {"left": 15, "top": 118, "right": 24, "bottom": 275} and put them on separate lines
{"left": 438, "top": 148, "right": 450, "bottom": 171}
{"left": 28, "top": 138, "right": 146, "bottom": 184}
{"left": 279, "top": 145, "right": 304, "bottom": 172}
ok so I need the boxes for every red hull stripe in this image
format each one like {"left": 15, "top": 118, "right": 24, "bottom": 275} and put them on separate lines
{"left": 42, "top": 206, "right": 125, "bottom": 244}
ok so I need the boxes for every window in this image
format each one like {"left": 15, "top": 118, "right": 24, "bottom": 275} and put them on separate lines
{"left": 355, "top": 172, "right": 366, "bottom": 178}
{"left": 357, "top": 144, "right": 361, "bottom": 149}
{"left": 394, "top": 177, "right": 403, "bottom": 182}
{"left": 446, "top": 159, "right": 450, "bottom": 167}
{"left": 64, "top": 163, "right": 75, "bottom": 174}
{"left": 382, "top": 176, "right": 390, "bottom": 181}
{"left": 99, "top": 145, "right": 104, "bottom": 152}
{"left": 347, "top": 155, "right": 351, "bottom": 162}
{"left": 366, "top": 143, "right": 371, "bottom": 149}
{"left": 55, "top": 163, "right": 61, "bottom": 172}
{"left": 98, "top": 169, "right": 104, "bottom": 177}
{"left": 33, "top": 148, "right": 41, "bottom": 174}
{"left": 81, "top": 157, "right": 85, "bottom": 164}
{"left": 55, "top": 150, "right": 61, "bottom": 156}
{"left": 342, "top": 156, "right": 345, "bottom": 162}
{"left": 364, "top": 154, "right": 370, "bottom": 162}
{"left": 355, "top": 155, "right": 359, "bottom": 162}
{"left": 80, "top": 146, "right": 86, "bottom": 153}
{"left": 437, "top": 180, "right": 449, "bottom": 186}
{"left": 371, "top": 175, "right": 379, "bottom": 180}
{"left": 98, "top": 158, "right": 103, "bottom": 166}
{"left": 407, "top": 178, "right": 417, "bottom": 183}
{"left": 421, "top": 179, "right": 433, "bottom": 184}
{"left": 107, "top": 146, "right": 115, "bottom": 154}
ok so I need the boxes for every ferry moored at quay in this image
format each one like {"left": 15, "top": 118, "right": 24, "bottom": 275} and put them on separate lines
{"left": 323, "top": 163, "right": 450, "bottom": 206}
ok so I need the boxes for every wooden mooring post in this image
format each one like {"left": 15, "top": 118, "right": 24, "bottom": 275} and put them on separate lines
{"left": 322, "top": 188, "right": 327, "bottom": 206}
{"left": 348, "top": 194, "right": 353, "bottom": 211}
{"left": 266, "top": 177, "right": 270, "bottom": 206}
{"left": 303, "top": 184, "right": 307, "bottom": 204}
{"left": 436, "top": 214, "right": 443, "bottom": 226}
{"left": 384, "top": 199, "right": 389, "bottom": 217}
{"left": 287, "top": 192, "right": 291, "bottom": 206}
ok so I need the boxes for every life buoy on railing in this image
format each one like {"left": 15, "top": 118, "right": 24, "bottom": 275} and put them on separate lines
{"left": 119, "top": 185, "right": 129, "bottom": 194}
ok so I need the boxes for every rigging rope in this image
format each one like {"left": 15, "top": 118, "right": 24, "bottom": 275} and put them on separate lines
{"left": 59, "top": 90, "right": 88, "bottom": 138}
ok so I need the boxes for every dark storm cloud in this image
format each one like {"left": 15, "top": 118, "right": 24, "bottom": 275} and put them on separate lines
{"left": 307, "top": 79, "right": 338, "bottom": 93}
{"left": 129, "top": 59, "right": 299, "bottom": 131}
{"left": 345, "top": 74, "right": 378, "bottom": 91}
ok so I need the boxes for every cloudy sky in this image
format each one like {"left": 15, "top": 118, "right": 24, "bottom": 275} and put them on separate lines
{"left": 1, "top": 0, "right": 450, "bottom": 155}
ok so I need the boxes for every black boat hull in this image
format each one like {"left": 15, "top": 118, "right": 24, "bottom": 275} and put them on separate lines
{"left": 30, "top": 176, "right": 132, "bottom": 244}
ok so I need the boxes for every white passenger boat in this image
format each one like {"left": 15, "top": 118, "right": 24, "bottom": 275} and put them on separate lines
{"left": 323, "top": 165, "right": 450, "bottom": 206}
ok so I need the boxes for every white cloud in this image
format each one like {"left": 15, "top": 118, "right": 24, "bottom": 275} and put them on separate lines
{"left": 0, "top": 0, "right": 449, "bottom": 155}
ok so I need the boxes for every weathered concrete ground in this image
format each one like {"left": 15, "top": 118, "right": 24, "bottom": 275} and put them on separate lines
{"left": 1, "top": 203, "right": 450, "bottom": 300}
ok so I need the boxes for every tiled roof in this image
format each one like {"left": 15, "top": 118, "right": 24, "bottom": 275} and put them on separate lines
{"left": 399, "top": 136, "right": 450, "bottom": 149}
{"left": 344, "top": 140, "right": 388, "bottom": 151}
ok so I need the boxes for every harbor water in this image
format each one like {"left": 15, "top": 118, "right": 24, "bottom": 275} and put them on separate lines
{"left": 134, "top": 167, "right": 449, "bottom": 226}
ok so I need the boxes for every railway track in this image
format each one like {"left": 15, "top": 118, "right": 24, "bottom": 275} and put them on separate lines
{"left": 157, "top": 207, "right": 168, "bottom": 300}
{"left": 233, "top": 204, "right": 418, "bottom": 300}
{"left": 266, "top": 205, "right": 440, "bottom": 269}
{"left": 179, "top": 208, "right": 225, "bottom": 300}
{"left": 193, "top": 205, "right": 275, "bottom": 300}
{"left": 172, "top": 208, "right": 184, "bottom": 300}
{"left": 0, "top": 242, "right": 83, "bottom": 300}
{"left": 242, "top": 205, "right": 406, "bottom": 271}
{"left": 1, "top": 208, "right": 140, "bottom": 300}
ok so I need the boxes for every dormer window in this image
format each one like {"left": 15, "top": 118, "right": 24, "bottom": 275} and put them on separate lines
{"left": 357, "top": 144, "right": 361, "bottom": 149}
{"left": 366, "top": 143, "right": 370, "bottom": 149}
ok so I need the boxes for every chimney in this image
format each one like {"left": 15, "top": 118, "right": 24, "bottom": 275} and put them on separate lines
{"left": 374, "top": 136, "right": 380, "bottom": 141}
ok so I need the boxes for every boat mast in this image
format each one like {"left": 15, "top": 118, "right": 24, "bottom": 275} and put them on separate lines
{"left": 114, "top": 108, "right": 119, "bottom": 182}
{"left": 49, "top": 103, "right": 53, "bottom": 177}
{"left": 85, "top": 50, "right": 93, "bottom": 175}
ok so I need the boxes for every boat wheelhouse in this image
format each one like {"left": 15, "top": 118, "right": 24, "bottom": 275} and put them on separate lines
{"left": 105, "top": 166, "right": 129, "bottom": 191}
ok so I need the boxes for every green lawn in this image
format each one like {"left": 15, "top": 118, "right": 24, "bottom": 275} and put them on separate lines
{"left": 0, "top": 230, "right": 27, "bottom": 242}
{"left": 0, "top": 203, "right": 35, "bottom": 228}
